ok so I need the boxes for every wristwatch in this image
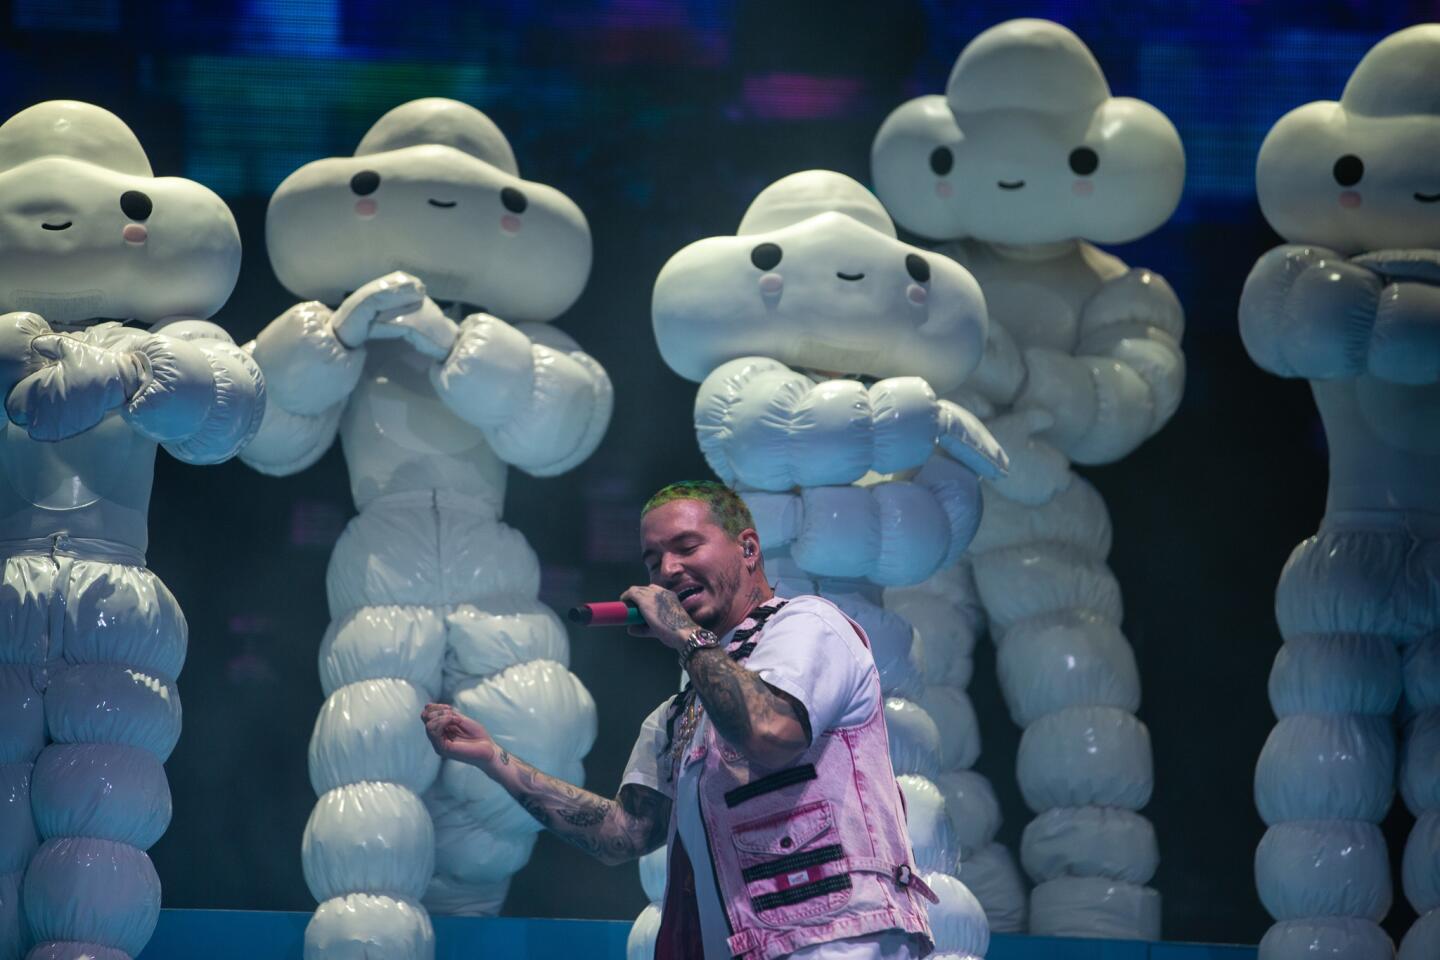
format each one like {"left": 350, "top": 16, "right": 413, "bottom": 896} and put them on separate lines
{"left": 679, "top": 626, "right": 722, "bottom": 666}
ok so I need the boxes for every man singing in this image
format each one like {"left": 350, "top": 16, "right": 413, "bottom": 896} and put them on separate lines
{"left": 422, "top": 481, "right": 936, "bottom": 959}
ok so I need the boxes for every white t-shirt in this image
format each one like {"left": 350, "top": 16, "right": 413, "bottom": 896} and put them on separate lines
{"left": 621, "top": 595, "right": 919, "bottom": 960}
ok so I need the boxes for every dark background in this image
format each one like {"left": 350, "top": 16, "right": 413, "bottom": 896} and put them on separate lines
{"left": 2, "top": 0, "right": 1433, "bottom": 946}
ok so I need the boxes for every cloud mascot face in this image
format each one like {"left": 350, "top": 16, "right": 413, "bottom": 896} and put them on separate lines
{"left": 0, "top": 100, "right": 239, "bottom": 324}
{"left": 268, "top": 97, "right": 590, "bottom": 321}
{"left": 872, "top": 18, "right": 1183, "bottom": 246}
{"left": 1257, "top": 25, "right": 1440, "bottom": 255}
{"left": 654, "top": 169, "right": 986, "bottom": 392}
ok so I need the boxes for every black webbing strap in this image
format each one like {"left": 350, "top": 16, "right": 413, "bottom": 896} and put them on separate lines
{"left": 726, "top": 598, "right": 788, "bottom": 662}
{"left": 752, "top": 874, "right": 852, "bottom": 912}
{"left": 740, "top": 843, "right": 845, "bottom": 883}
{"left": 723, "top": 763, "right": 817, "bottom": 808}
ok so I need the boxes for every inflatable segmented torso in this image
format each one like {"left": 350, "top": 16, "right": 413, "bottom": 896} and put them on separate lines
{"left": 1239, "top": 25, "right": 1440, "bottom": 960}
{"left": 872, "top": 18, "right": 1186, "bottom": 938}
{"left": 240, "top": 98, "right": 611, "bottom": 960}
{"left": 0, "top": 100, "right": 262, "bottom": 960}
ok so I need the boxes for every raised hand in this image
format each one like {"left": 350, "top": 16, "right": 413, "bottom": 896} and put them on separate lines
{"left": 7, "top": 335, "right": 147, "bottom": 441}
{"left": 369, "top": 296, "right": 459, "bottom": 360}
{"left": 330, "top": 271, "right": 429, "bottom": 349}
{"left": 421, "top": 702, "right": 497, "bottom": 766}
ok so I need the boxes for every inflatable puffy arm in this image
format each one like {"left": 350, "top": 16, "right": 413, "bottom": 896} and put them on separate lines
{"left": 241, "top": 300, "right": 365, "bottom": 475}
{"left": 0, "top": 311, "right": 50, "bottom": 399}
{"left": 4, "top": 327, "right": 145, "bottom": 442}
{"left": 431, "top": 314, "right": 612, "bottom": 477}
{"left": 696, "top": 356, "right": 1005, "bottom": 491}
{"left": 743, "top": 454, "right": 983, "bottom": 586}
{"left": 124, "top": 319, "right": 264, "bottom": 464}
{"left": 1009, "top": 269, "right": 1184, "bottom": 465}
{"left": 2, "top": 316, "right": 261, "bottom": 458}
{"left": 1240, "top": 244, "right": 1440, "bottom": 385}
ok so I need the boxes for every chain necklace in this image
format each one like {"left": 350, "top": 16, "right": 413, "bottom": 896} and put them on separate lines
{"left": 665, "top": 694, "right": 704, "bottom": 783}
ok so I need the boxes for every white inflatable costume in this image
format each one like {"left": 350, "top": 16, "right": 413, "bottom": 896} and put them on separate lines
{"left": 642, "top": 169, "right": 1007, "bottom": 960}
{"left": 1240, "top": 25, "right": 1440, "bottom": 960}
{"left": 872, "top": 19, "right": 1185, "bottom": 938}
{"left": 0, "top": 101, "right": 263, "bottom": 960}
{"left": 240, "top": 99, "right": 610, "bottom": 959}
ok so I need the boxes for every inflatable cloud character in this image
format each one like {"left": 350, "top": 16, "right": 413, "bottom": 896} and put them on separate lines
{"left": 872, "top": 19, "right": 1185, "bottom": 939}
{"left": 0, "top": 101, "right": 263, "bottom": 960}
{"left": 1241, "top": 25, "right": 1440, "bottom": 960}
{"left": 241, "top": 98, "right": 609, "bottom": 958}
{"left": 648, "top": 169, "right": 1006, "bottom": 960}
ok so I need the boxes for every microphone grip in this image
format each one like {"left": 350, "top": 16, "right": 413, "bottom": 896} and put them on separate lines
{"left": 568, "top": 600, "right": 645, "bottom": 627}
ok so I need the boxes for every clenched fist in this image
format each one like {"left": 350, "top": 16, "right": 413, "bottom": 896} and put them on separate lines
{"left": 7, "top": 335, "right": 148, "bottom": 441}
{"left": 330, "top": 271, "right": 428, "bottom": 348}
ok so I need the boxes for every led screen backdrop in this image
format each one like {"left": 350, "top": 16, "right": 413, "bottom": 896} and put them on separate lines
{"left": 2, "top": 0, "right": 1432, "bottom": 944}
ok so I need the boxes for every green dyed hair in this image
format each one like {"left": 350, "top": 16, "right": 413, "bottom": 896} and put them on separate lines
{"left": 642, "top": 480, "right": 755, "bottom": 540}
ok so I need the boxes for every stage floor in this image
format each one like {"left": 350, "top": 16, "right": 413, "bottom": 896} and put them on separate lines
{"left": 135, "top": 910, "right": 1257, "bottom": 959}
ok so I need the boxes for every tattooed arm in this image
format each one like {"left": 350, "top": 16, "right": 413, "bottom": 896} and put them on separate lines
{"left": 421, "top": 702, "right": 670, "bottom": 865}
{"left": 488, "top": 751, "right": 670, "bottom": 865}
{"left": 621, "top": 583, "right": 810, "bottom": 769}
{"left": 686, "top": 646, "right": 811, "bottom": 769}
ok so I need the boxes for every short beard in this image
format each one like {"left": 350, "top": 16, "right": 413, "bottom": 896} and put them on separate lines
{"left": 696, "top": 563, "right": 743, "bottom": 630}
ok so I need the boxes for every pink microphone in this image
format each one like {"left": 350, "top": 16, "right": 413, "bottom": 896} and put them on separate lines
{"left": 567, "top": 600, "right": 644, "bottom": 627}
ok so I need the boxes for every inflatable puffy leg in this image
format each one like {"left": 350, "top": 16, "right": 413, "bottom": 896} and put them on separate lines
{"left": 1401, "top": 634, "right": 1440, "bottom": 960}
{"left": 767, "top": 555, "right": 989, "bottom": 954}
{"left": 302, "top": 602, "right": 444, "bottom": 960}
{"left": 969, "top": 477, "right": 1159, "bottom": 939}
{"left": 0, "top": 557, "right": 48, "bottom": 960}
{"left": 11, "top": 552, "right": 184, "bottom": 960}
{"left": 1258, "top": 525, "right": 1440, "bottom": 960}
{"left": 312, "top": 493, "right": 595, "bottom": 947}
{"left": 888, "top": 563, "right": 1026, "bottom": 933}
{"left": 626, "top": 846, "right": 667, "bottom": 959}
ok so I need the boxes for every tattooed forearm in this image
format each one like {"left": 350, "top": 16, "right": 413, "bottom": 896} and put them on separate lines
{"left": 686, "top": 648, "right": 810, "bottom": 765}
{"left": 483, "top": 751, "right": 670, "bottom": 865}
{"left": 559, "top": 807, "right": 610, "bottom": 827}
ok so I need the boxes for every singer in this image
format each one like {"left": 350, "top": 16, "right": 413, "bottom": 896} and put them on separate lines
{"left": 422, "top": 481, "right": 935, "bottom": 959}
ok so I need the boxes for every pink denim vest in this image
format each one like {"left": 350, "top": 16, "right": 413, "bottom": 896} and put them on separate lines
{"left": 656, "top": 600, "right": 937, "bottom": 960}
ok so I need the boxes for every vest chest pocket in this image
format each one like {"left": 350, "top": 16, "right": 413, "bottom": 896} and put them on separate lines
{"left": 731, "top": 801, "right": 852, "bottom": 925}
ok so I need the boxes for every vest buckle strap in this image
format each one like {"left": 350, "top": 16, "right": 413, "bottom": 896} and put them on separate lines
{"left": 727, "top": 928, "right": 762, "bottom": 956}
{"left": 893, "top": 864, "right": 939, "bottom": 904}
